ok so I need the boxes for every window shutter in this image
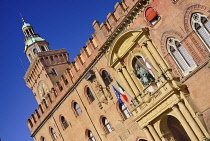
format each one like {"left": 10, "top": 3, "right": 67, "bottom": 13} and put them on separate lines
{"left": 198, "top": 26, "right": 210, "bottom": 47}
{"left": 179, "top": 46, "right": 196, "bottom": 67}
{"left": 204, "top": 20, "right": 210, "bottom": 32}
{"left": 145, "top": 8, "right": 157, "bottom": 22}
{"left": 173, "top": 50, "right": 188, "bottom": 71}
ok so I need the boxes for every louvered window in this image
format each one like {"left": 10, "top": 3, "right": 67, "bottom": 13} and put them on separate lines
{"left": 191, "top": 13, "right": 210, "bottom": 49}
{"left": 167, "top": 37, "right": 196, "bottom": 75}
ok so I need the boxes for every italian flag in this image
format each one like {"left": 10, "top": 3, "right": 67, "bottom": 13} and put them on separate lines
{"left": 116, "top": 81, "right": 129, "bottom": 102}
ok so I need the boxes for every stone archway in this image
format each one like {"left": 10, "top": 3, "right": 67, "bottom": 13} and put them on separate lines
{"left": 160, "top": 115, "right": 190, "bottom": 141}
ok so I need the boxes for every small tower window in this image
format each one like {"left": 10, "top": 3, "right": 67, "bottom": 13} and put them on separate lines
{"left": 145, "top": 7, "right": 160, "bottom": 25}
{"left": 26, "top": 30, "right": 30, "bottom": 37}
{"left": 41, "top": 46, "right": 46, "bottom": 52}
{"left": 51, "top": 68, "right": 58, "bottom": 76}
{"left": 28, "top": 54, "right": 32, "bottom": 61}
{"left": 33, "top": 48, "right": 38, "bottom": 54}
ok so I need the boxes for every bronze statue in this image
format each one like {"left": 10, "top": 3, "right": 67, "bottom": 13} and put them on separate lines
{"left": 133, "top": 64, "right": 155, "bottom": 86}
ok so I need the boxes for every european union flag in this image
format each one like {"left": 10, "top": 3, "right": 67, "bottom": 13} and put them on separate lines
{"left": 112, "top": 85, "right": 123, "bottom": 104}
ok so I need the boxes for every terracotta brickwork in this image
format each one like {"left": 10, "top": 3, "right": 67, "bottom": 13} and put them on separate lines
{"left": 23, "top": 0, "right": 210, "bottom": 140}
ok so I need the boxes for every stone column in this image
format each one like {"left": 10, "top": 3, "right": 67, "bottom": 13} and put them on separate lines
{"left": 117, "top": 68, "right": 136, "bottom": 98}
{"left": 121, "top": 65, "right": 139, "bottom": 96}
{"left": 94, "top": 67, "right": 107, "bottom": 88}
{"left": 147, "top": 124, "right": 161, "bottom": 141}
{"left": 178, "top": 102, "right": 206, "bottom": 140}
{"left": 146, "top": 40, "right": 168, "bottom": 70}
{"left": 172, "top": 105, "right": 199, "bottom": 141}
{"left": 143, "top": 127, "right": 154, "bottom": 141}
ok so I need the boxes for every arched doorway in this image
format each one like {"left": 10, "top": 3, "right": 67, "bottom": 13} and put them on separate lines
{"left": 168, "top": 116, "right": 190, "bottom": 141}
{"left": 160, "top": 115, "right": 190, "bottom": 141}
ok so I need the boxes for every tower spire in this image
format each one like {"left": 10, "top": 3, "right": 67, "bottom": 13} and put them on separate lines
{"left": 22, "top": 20, "right": 50, "bottom": 63}
{"left": 20, "top": 13, "right": 25, "bottom": 23}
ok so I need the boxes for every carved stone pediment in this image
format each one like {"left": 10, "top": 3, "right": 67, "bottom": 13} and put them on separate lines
{"left": 108, "top": 28, "right": 149, "bottom": 68}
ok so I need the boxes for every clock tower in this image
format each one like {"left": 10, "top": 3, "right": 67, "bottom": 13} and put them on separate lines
{"left": 22, "top": 20, "right": 70, "bottom": 104}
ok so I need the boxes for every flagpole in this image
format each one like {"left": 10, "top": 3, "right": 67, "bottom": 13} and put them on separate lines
{"left": 113, "top": 78, "right": 138, "bottom": 107}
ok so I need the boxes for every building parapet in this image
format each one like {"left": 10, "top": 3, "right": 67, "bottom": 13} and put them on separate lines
{"left": 26, "top": 0, "right": 150, "bottom": 135}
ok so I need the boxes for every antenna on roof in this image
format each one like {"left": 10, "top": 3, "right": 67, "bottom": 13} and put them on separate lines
{"left": 18, "top": 56, "right": 26, "bottom": 72}
{"left": 20, "top": 13, "right": 25, "bottom": 22}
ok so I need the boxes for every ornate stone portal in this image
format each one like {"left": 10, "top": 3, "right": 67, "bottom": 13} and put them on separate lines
{"left": 107, "top": 28, "right": 210, "bottom": 141}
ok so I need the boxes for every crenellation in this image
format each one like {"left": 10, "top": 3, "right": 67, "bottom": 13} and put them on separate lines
{"left": 59, "top": 54, "right": 65, "bottom": 63}
{"left": 31, "top": 114, "right": 36, "bottom": 124}
{"left": 113, "top": 2, "right": 126, "bottom": 21}
{"left": 74, "top": 55, "right": 83, "bottom": 69}
{"left": 80, "top": 47, "right": 89, "bottom": 63}
{"left": 123, "top": 0, "right": 137, "bottom": 9}
{"left": 56, "top": 81, "right": 63, "bottom": 92}
{"left": 86, "top": 38, "right": 96, "bottom": 54}
{"left": 71, "top": 62, "right": 79, "bottom": 73}
{"left": 38, "top": 104, "right": 44, "bottom": 114}
{"left": 42, "top": 99, "right": 48, "bottom": 109}
{"left": 58, "top": 77, "right": 69, "bottom": 94}
{"left": 106, "top": 13, "right": 118, "bottom": 32}
{"left": 54, "top": 55, "right": 59, "bottom": 64}
{"left": 47, "top": 93, "right": 53, "bottom": 103}
{"left": 33, "top": 110, "right": 40, "bottom": 121}
{"left": 92, "top": 21, "right": 106, "bottom": 46}
{"left": 100, "top": 22, "right": 111, "bottom": 38}
{"left": 27, "top": 119, "right": 33, "bottom": 129}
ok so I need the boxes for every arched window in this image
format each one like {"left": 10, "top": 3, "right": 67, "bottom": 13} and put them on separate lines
{"left": 41, "top": 46, "right": 46, "bottom": 52}
{"left": 167, "top": 37, "right": 196, "bottom": 75}
{"left": 50, "top": 128, "right": 57, "bottom": 140}
{"left": 33, "top": 48, "right": 38, "bottom": 54}
{"left": 145, "top": 7, "right": 160, "bottom": 25}
{"left": 101, "top": 116, "right": 113, "bottom": 134}
{"left": 28, "top": 54, "right": 32, "bottom": 61}
{"left": 73, "top": 102, "right": 82, "bottom": 116}
{"left": 41, "top": 136, "right": 46, "bottom": 141}
{"left": 119, "top": 103, "right": 132, "bottom": 120}
{"left": 86, "top": 130, "right": 96, "bottom": 141}
{"left": 101, "top": 70, "right": 112, "bottom": 86}
{"left": 51, "top": 68, "right": 58, "bottom": 76}
{"left": 86, "top": 87, "right": 95, "bottom": 103}
{"left": 60, "top": 116, "right": 69, "bottom": 129}
{"left": 191, "top": 12, "right": 210, "bottom": 49}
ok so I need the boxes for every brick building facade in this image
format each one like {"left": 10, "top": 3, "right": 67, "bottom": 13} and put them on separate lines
{"left": 23, "top": 0, "right": 210, "bottom": 140}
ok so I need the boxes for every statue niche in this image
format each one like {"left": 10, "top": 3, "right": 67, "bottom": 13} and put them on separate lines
{"left": 133, "top": 56, "right": 155, "bottom": 87}
{"left": 92, "top": 79, "right": 108, "bottom": 104}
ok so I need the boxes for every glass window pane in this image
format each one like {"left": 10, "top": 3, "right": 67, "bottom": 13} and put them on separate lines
{"left": 173, "top": 50, "right": 189, "bottom": 71}
{"left": 204, "top": 20, "right": 210, "bottom": 31}
{"left": 198, "top": 26, "right": 210, "bottom": 47}
{"left": 106, "top": 124, "right": 113, "bottom": 132}
{"left": 179, "top": 46, "right": 196, "bottom": 66}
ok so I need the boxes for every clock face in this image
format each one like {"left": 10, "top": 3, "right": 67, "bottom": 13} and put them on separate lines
{"left": 38, "top": 81, "right": 49, "bottom": 97}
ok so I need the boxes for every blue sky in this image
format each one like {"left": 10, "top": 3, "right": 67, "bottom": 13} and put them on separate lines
{"left": 0, "top": 0, "right": 119, "bottom": 140}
